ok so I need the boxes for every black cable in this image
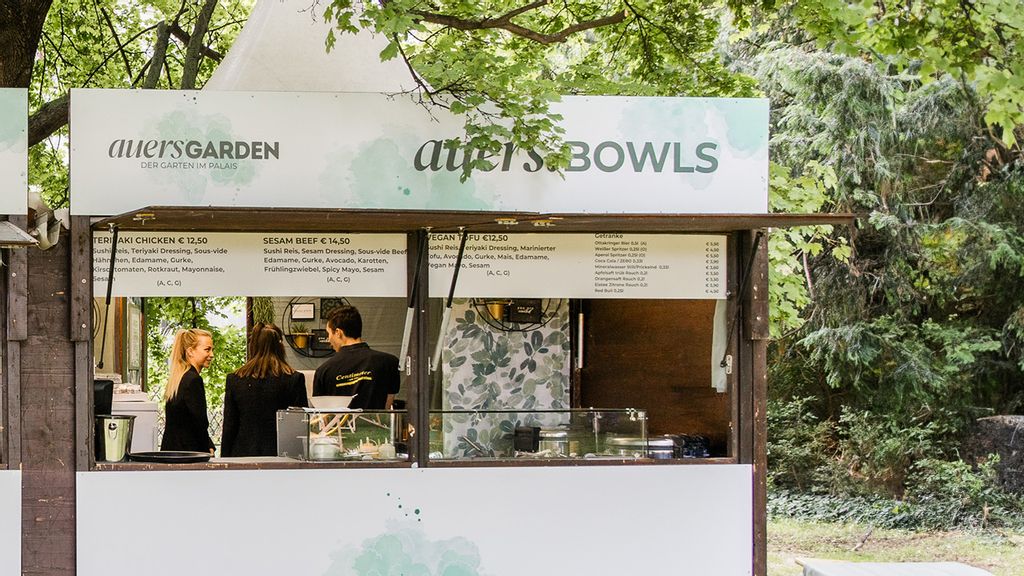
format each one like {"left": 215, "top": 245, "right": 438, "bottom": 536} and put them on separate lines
{"left": 97, "top": 226, "right": 119, "bottom": 369}
{"left": 408, "top": 230, "right": 427, "bottom": 307}
{"left": 446, "top": 229, "right": 469, "bottom": 308}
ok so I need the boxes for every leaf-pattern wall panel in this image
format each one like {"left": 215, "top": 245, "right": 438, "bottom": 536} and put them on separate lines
{"left": 439, "top": 299, "right": 570, "bottom": 457}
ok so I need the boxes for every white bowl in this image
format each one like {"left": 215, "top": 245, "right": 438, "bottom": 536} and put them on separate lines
{"left": 309, "top": 395, "right": 355, "bottom": 409}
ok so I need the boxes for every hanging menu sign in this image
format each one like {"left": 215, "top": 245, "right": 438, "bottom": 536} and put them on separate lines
{"left": 93, "top": 232, "right": 407, "bottom": 297}
{"left": 428, "top": 233, "right": 726, "bottom": 299}
{"left": 95, "top": 231, "right": 724, "bottom": 298}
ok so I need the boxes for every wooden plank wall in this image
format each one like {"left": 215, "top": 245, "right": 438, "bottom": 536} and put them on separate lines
{"left": 21, "top": 226, "right": 76, "bottom": 575}
{"left": 5, "top": 215, "right": 29, "bottom": 467}
{"left": 1, "top": 246, "right": 7, "bottom": 464}
{"left": 579, "top": 299, "right": 731, "bottom": 454}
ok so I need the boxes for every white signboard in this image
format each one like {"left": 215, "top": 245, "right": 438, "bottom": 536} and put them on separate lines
{"left": 0, "top": 471, "right": 20, "bottom": 575}
{"left": 70, "top": 89, "right": 769, "bottom": 216}
{"left": 78, "top": 466, "right": 753, "bottom": 575}
{"left": 94, "top": 232, "right": 725, "bottom": 299}
{"left": 0, "top": 88, "right": 27, "bottom": 215}
{"left": 430, "top": 233, "right": 726, "bottom": 299}
{"left": 95, "top": 232, "right": 726, "bottom": 299}
{"left": 93, "top": 231, "right": 407, "bottom": 296}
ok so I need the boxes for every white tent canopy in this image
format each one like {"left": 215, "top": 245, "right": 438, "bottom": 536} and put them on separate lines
{"left": 205, "top": 0, "right": 416, "bottom": 92}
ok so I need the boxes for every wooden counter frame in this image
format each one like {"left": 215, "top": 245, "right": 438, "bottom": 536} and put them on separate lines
{"left": 93, "top": 456, "right": 738, "bottom": 472}
{"left": 71, "top": 216, "right": 93, "bottom": 473}
{"left": 54, "top": 209, "right": 847, "bottom": 576}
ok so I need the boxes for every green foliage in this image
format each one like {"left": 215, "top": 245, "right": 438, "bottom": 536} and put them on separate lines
{"left": 783, "top": 0, "right": 1024, "bottom": 147}
{"left": 741, "top": 29, "right": 1024, "bottom": 501}
{"left": 324, "top": 1, "right": 756, "bottom": 173}
{"left": 830, "top": 409, "right": 953, "bottom": 496}
{"left": 905, "top": 456, "right": 1024, "bottom": 529}
{"left": 768, "top": 483, "right": 1024, "bottom": 530}
{"left": 798, "top": 317, "right": 1002, "bottom": 413}
{"left": 251, "top": 297, "right": 274, "bottom": 326}
{"left": 145, "top": 297, "right": 246, "bottom": 410}
{"left": 29, "top": 0, "right": 253, "bottom": 208}
{"left": 766, "top": 396, "right": 835, "bottom": 491}
{"left": 768, "top": 160, "right": 848, "bottom": 336}
{"left": 34, "top": 0, "right": 251, "bottom": 94}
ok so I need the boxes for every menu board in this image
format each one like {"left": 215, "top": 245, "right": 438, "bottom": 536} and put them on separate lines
{"left": 429, "top": 233, "right": 726, "bottom": 299}
{"left": 93, "top": 232, "right": 407, "bottom": 297}
{"left": 94, "top": 232, "right": 726, "bottom": 298}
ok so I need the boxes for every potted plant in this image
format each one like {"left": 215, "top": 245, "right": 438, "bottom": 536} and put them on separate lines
{"left": 290, "top": 322, "right": 310, "bottom": 349}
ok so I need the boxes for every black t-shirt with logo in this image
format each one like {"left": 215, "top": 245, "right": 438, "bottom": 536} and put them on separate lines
{"left": 311, "top": 342, "right": 400, "bottom": 409}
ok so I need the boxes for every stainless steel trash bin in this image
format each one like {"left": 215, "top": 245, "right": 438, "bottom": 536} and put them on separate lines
{"left": 95, "top": 414, "right": 136, "bottom": 462}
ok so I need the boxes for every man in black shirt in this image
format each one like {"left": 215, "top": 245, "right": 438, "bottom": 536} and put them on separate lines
{"left": 312, "top": 305, "right": 400, "bottom": 409}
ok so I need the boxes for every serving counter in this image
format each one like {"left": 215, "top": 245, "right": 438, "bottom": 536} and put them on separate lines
{"left": 78, "top": 465, "right": 752, "bottom": 576}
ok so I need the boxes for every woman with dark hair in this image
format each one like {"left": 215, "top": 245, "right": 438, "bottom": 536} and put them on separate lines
{"left": 221, "top": 323, "right": 308, "bottom": 457}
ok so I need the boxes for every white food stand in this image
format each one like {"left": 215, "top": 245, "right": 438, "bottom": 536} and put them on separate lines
{"left": 61, "top": 87, "right": 849, "bottom": 576}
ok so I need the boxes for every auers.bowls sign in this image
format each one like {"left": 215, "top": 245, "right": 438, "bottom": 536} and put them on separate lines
{"left": 69, "top": 89, "right": 768, "bottom": 216}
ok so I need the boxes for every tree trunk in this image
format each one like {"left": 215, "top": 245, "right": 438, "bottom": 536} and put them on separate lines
{"left": 28, "top": 93, "right": 67, "bottom": 147}
{"left": 0, "top": 1, "right": 53, "bottom": 87}
{"left": 180, "top": 0, "right": 219, "bottom": 89}
{"left": 144, "top": 22, "right": 171, "bottom": 90}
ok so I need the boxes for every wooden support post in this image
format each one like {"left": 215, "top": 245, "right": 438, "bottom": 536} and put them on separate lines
{"left": 411, "top": 230, "right": 431, "bottom": 466}
{"left": 21, "top": 225, "right": 76, "bottom": 574}
{"left": 736, "top": 231, "right": 755, "bottom": 465}
{"left": 741, "top": 230, "right": 770, "bottom": 576}
{"left": 727, "top": 232, "right": 741, "bottom": 460}
{"left": 2, "top": 344, "right": 20, "bottom": 467}
{"left": 1, "top": 244, "right": 5, "bottom": 465}
{"left": 1, "top": 292, "right": 6, "bottom": 465}
{"left": 8, "top": 216, "right": 28, "bottom": 342}
{"left": 70, "top": 216, "right": 93, "bottom": 471}
{"left": 5, "top": 216, "right": 29, "bottom": 466}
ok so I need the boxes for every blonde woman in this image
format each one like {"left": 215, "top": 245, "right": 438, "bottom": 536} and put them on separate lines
{"left": 160, "top": 328, "right": 216, "bottom": 454}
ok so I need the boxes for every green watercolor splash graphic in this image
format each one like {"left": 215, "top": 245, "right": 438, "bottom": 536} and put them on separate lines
{"left": 0, "top": 121, "right": 24, "bottom": 151}
{"left": 323, "top": 493, "right": 489, "bottom": 576}
{"left": 149, "top": 108, "right": 258, "bottom": 202}
{"left": 0, "top": 93, "right": 27, "bottom": 152}
{"left": 613, "top": 98, "right": 766, "bottom": 191}
{"left": 320, "top": 137, "right": 493, "bottom": 210}
{"left": 618, "top": 98, "right": 767, "bottom": 157}
{"left": 720, "top": 100, "right": 768, "bottom": 156}
{"left": 348, "top": 138, "right": 430, "bottom": 208}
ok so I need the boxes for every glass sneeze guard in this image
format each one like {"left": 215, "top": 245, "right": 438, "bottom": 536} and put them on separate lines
{"left": 277, "top": 409, "right": 408, "bottom": 461}
{"left": 428, "top": 408, "right": 648, "bottom": 461}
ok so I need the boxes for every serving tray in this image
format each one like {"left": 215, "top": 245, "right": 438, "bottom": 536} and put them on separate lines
{"left": 129, "top": 451, "right": 212, "bottom": 464}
